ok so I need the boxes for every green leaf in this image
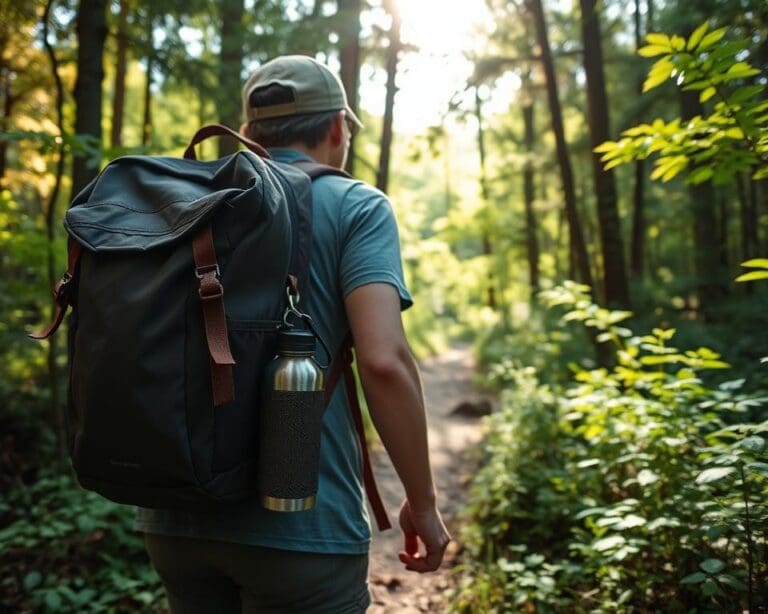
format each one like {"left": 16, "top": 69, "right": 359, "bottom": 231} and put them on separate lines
{"left": 45, "top": 591, "right": 63, "bottom": 610}
{"left": 615, "top": 514, "right": 646, "bottom": 530}
{"left": 737, "top": 435, "right": 765, "bottom": 453}
{"left": 23, "top": 571, "right": 42, "bottom": 591}
{"left": 735, "top": 271, "right": 768, "bottom": 282}
{"left": 637, "top": 469, "right": 659, "bottom": 485}
{"left": 696, "top": 466, "right": 736, "bottom": 484}
{"left": 700, "top": 558, "right": 725, "bottom": 574}
{"left": 717, "top": 574, "right": 748, "bottom": 591}
{"left": 699, "top": 86, "right": 716, "bottom": 103}
{"left": 577, "top": 458, "right": 600, "bottom": 468}
{"left": 645, "top": 33, "right": 671, "bottom": 47}
{"left": 670, "top": 35, "right": 686, "bottom": 51}
{"left": 643, "top": 60, "right": 675, "bottom": 92}
{"left": 697, "top": 28, "right": 727, "bottom": 51}
{"left": 687, "top": 22, "right": 709, "bottom": 51}
{"left": 688, "top": 167, "right": 713, "bottom": 184}
{"left": 593, "top": 535, "right": 626, "bottom": 551}
{"left": 747, "top": 461, "right": 768, "bottom": 476}
{"left": 681, "top": 571, "right": 706, "bottom": 585}
{"left": 594, "top": 141, "right": 618, "bottom": 153}
{"left": 741, "top": 258, "right": 768, "bottom": 268}
{"left": 725, "top": 62, "right": 760, "bottom": 80}
{"left": 638, "top": 44, "right": 672, "bottom": 57}
{"left": 702, "top": 577, "right": 723, "bottom": 597}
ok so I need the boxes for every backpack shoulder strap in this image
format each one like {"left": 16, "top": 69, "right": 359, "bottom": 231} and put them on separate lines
{"left": 325, "top": 335, "right": 392, "bottom": 532}
{"left": 291, "top": 160, "right": 351, "bottom": 181}
{"left": 294, "top": 163, "right": 390, "bottom": 529}
{"left": 285, "top": 159, "right": 350, "bottom": 317}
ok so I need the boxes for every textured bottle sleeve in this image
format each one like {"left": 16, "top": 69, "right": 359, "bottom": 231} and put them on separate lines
{"left": 257, "top": 390, "right": 325, "bottom": 502}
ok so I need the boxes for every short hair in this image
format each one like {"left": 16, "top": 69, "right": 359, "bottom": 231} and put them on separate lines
{"left": 244, "top": 83, "right": 338, "bottom": 148}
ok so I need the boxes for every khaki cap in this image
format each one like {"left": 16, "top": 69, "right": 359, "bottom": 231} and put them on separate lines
{"left": 242, "top": 55, "right": 363, "bottom": 130}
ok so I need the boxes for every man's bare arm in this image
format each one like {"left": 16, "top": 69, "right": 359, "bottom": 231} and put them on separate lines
{"left": 345, "top": 283, "right": 450, "bottom": 572}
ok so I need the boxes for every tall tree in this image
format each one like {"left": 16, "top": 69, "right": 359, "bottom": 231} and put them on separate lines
{"left": 217, "top": 0, "right": 246, "bottom": 157}
{"left": 521, "top": 72, "right": 540, "bottom": 298}
{"left": 376, "top": 0, "right": 401, "bottom": 194}
{"left": 141, "top": 6, "right": 154, "bottom": 148}
{"left": 71, "top": 0, "right": 108, "bottom": 197}
{"left": 42, "top": 0, "right": 68, "bottom": 459}
{"left": 110, "top": 0, "right": 130, "bottom": 149}
{"left": 629, "top": 0, "right": 648, "bottom": 280}
{"left": 680, "top": 89, "right": 724, "bottom": 313}
{"left": 338, "top": 0, "right": 362, "bottom": 175}
{"left": 579, "top": 0, "right": 630, "bottom": 307}
{"left": 525, "top": 0, "right": 593, "bottom": 290}
{"left": 475, "top": 87, "right": 496, "bottom": 309}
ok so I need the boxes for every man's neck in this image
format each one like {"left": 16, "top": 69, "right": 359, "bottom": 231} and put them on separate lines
{"left": 285, "top": 141, "right": 333, "bottom": 166}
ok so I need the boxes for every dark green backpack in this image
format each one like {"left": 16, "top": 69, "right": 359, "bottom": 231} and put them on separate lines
{"left": 34, "top": 125, "right": 338, "bottom": 510}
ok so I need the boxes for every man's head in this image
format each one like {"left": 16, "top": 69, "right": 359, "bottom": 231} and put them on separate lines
{"left": 241, "top": 55, "right": 362, "bottom": 167}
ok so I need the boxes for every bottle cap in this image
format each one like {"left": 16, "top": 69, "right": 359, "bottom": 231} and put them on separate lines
{"left": 277, "top": 329, "right": 316, "bottom": 355}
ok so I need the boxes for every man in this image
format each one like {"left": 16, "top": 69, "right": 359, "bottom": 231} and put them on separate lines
{"left": 136, "top": 55, "right": 450, "bottom": 613}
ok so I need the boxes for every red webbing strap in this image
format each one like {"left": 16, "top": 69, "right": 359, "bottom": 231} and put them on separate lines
{"left": 29, "top": 242, "right": 83, "bottom": 340}
{"left": 326, "top": 339, "right": 392, "bottom": 531}
{"left": 192, "top": 224, "right": 236, "bottom": 407}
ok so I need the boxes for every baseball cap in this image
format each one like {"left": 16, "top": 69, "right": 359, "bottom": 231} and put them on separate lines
{"left": 242, "top": 55, "right": 363, "bottom": 131}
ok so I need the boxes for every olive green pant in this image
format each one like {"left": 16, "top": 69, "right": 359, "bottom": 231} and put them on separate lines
{"left": 144, "top": 533, "right": 370, "bottom": 613}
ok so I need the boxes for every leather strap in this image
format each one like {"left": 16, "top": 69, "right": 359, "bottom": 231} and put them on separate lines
{"left": 29, "top": 241, "right": 83, "bottom": 340}
{"left": 326, "top": 337, "right": 392, "bottom": 531}
{"left": 291, "top": 160, "right": 351, "bottom": 180}
{"left": 192, "top": 224, "right": 236, "bottom": 406}
{"left": 184, "top": 124, "right": 271, "bottom": 161}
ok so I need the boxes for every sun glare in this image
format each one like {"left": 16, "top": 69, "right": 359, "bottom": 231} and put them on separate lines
{"left": 384, "top": 0, "right": 491, "bottom": 132}
{"left": 397, "top": 0, "right": 486, "bottom": 57}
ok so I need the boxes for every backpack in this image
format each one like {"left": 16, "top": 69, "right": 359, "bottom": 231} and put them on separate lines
{"left": 33, "top": 125, "right": 390, "bottom": 529}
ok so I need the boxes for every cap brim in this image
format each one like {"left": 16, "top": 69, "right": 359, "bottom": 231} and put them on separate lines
{"left": 346, "top": 107, "right": 364, "bottom": 130}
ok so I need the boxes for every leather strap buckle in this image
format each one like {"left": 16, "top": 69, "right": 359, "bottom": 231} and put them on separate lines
{"left": 53, "top": 272, "right": 73, "bottom": 304}
{"left": 195, "top": 264, "right": 220, "bottom": 279}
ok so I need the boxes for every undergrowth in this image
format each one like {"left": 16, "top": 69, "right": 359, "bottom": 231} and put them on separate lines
{"left": 453, "top": 281, "right": 768, "bottom": 612}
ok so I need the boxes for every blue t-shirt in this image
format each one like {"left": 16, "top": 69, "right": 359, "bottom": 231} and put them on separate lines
{"left": 135, "top": 149, "right": 412, "bottom": 554}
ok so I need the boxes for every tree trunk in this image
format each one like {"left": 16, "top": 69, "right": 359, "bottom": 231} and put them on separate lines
{"left": 630, "top": 0, "right": 646, "bottom": 280}
{"left": 579, "top": 0, "right": 630, "bottom": 308}
{"left": 376, "top": 0, "right": 401, "bottom": 194}
{"left": 522, "top": 85, "right": 540, "bottom": 298}
{"left": 217, "top": 0, "right": 245, "bottom": 158}
{"left": 680, "top": 90, "right": 723, "bottom": 314}
{"left": 42, "top": 0, "right": 69, "bottom": 462}
{"left": 647, "top": 0, "right": 654, "bottom": 30}
{"left": 718, "top": 195, "right": 729, "bottom": 269}
{"left": 0, "top": 77, "right": 12, "bottom": 183}
{"left": 72, "top": 0, "right": 108, "bottom": 198}
{"left": 475, "top": 88, "right": 496, "bottom": 309}
{"left": 110, "top": 0, "right": 129, "bottom": 149}
{"left": 526, "top": 0, "right": 593, "bottom": 290}
{"left": 141, "top": 8, "right": 154, "bottom": 148}
{"left": 338, "top": 0, "right": 362, "bottom": 175}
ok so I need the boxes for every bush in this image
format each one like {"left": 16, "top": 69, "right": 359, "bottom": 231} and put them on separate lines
{"left": 0, "top": 470, "right": 165, "bottom": 613}
{"left": 452, "top": 282, "right": 768, "bottom": 612}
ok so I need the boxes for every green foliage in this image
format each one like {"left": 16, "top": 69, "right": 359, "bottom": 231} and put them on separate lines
{"left": 596, "top": 22, "right": 768, "bottom": 184}
{"left": 452, "top": 283, "right": 768, "bottom": 612}
{"left": 0, "top": 471, "right": 165, "bottom": 612}
{"left": 737, "top": 259, "right": 768, "bottom": 283}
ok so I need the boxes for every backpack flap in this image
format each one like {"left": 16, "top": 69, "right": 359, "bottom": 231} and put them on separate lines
{"left": 64, "top": 153, "right": 277, "bottom": 251}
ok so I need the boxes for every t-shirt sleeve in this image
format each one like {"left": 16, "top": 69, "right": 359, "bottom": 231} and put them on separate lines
{"left": 339, "top": 185, "right": 413, "bottom": 311}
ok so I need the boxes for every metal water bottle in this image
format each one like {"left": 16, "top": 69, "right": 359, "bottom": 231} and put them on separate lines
{"left": 258, "top": 328, "right": 325, "bottom": 512}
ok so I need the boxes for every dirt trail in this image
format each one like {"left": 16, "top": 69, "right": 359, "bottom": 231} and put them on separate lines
{"left": 367, "top": 345, "right": 489, "bottom": 613}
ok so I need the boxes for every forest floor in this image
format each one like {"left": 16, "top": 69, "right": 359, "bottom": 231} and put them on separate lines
{"left": 367, "top": 344, "right": 492, "bottom": 613}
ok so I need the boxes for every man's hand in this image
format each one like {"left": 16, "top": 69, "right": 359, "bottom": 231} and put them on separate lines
{"left": 397, "top": 499, "right": 451, "bottom": 573}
